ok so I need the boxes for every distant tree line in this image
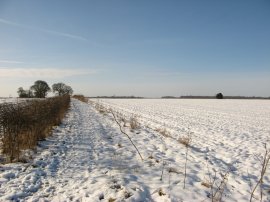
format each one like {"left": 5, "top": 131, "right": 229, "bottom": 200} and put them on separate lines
{"left": 90, "top": 96, "right": 144, "bottom": 99}
{"left": 17, "top": 80, "right": 73, "bottom": 98}
{"left": 162, "top": 93, "right": 270, "bottom": 99}
{"left": 162, "top": 93, "right": 224, "bottom": 99}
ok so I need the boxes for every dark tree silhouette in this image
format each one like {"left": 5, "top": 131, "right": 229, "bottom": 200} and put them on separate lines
{"left": 30, "top": 80, "right": 51, "bottom": 98}
{"left": 52, "top": 83, "right": 73, "bottom": 96}
{"left": 17, "top": 87, "right": 33, "bottom": 98}
{"left": 17, "top": 87, "right": 27, "bottom": 98}
{"left": 216, "top": 93, "right": 224, "bottom": 99}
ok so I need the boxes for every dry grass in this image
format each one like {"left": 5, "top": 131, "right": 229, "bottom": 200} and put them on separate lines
{"left": 73, "top": 94, "right": 88, "bottom": 103}
{"left": 250, "top": 144, "right": 270, "bottom": 202}
{"left": 124, "top": 191, "right": 132, "bottom": 199}
{"left": 178, "top": 136, "right": 192, "bottom": 147}
{"left": 155, "top": 127, "right": 171, "bottom": 138}
{"left": 179, "top": 134, "right": 192, "bottom": 189}
{"left": 129, "top": 114, "right": 140, "bottom": 130}
{"left": 0, "top": 95, "right": 70, "bottom": 162}
{"left": 167, "top": 167, "right": 182, "bottom": 174}
{"left": 207, "top": 165, "right": 230, "bottom": 202}
{"left": 201, "top": 181, "right": 212, "bottom": 188}
{"left": 108, "top": 198, "right": 116, "bottom": 202}
{"left": 158, "top": 188, "right": 166, "bottom": 196}
{"left": 94, "top": 101, "right": 108, "bottom": 114}
{"left": 115, "top": 112, "right": 128, "bottom": 127}
{"left": 117, "top": 142, "right": 123, "bottom": 148}
{"left": 110, "top": 109, "right": 144, "bottom": 161}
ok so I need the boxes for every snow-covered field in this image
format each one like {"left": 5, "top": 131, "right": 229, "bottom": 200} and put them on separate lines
{"left": 0, "top": 98, "right": 270, "bottom": 201}
{"left": 0, "top": 98, "right": 15, "bottom": 103}
{"left": 0, "top": 98, "right": 26, "bottom": 104}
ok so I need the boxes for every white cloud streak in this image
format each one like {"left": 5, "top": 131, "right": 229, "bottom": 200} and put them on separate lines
{"left": 0, "top": 18, "right": 20, "bottom": 26}
{"left": 42, "top": 30, "right": 87, "bottom": 41}
{"left": 0, "top": 68, "right": 96, "bottom": 78}
{"left": 0, "top": 18, "right": 87, "bottom": 41}
{"left": 0, "top": 60, "right": 23, "bottom": 64}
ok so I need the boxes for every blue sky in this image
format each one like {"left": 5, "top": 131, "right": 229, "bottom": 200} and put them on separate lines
{"left": 0, "top": 0, "right": 269, "bottom": 97}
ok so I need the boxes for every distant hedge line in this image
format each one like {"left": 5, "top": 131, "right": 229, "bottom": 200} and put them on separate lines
{"left": 0, "top": 95, "right": 70, "bottom": 162}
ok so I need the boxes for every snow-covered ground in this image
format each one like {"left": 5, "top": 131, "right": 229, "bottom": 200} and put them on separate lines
{"left": 0, "top": 98, "right": 270, "bottom": 201}
{"left": 0, "top": 98, "right": 33, "bottom": 104}
{"left": 0, "top": 98, "right": 18, "bottom": 103}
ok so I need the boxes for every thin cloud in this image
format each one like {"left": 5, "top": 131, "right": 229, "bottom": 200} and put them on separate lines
{"left": 0, "top": 18, "right": 87, "bottom": 41}
{"left": 142, "top": 70, "right": 184, "bottom": 77}
{"left": 42, "top": 30, "right": 87, "bottom": 41}
{"left": 0, "top": 60, "right": 23, "bottom": 64}
{"left": 0, "top": 18, "right": 21, "bottom": 26}
{"left": 0, "top": 68, "right": 96, "bottom": 78}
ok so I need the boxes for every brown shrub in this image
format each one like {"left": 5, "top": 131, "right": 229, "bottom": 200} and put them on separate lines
{"left": 0, "top": 95, "right": 70, "bottom": 162}
{"left": 73, "top": 94, "right": 88, "bottom": 103}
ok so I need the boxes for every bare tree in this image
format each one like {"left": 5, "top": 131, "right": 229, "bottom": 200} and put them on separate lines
{"left": 17, "top": 87, "right": 33, "bottom": 98}
{"left": 30, "top": 80, "right": 51, "bottom": 98}
{"left": 52, "top": 82, "right": 73, "bottom": 96}
{"left": 17, "top": 87, "right": 27, "bottom": 98}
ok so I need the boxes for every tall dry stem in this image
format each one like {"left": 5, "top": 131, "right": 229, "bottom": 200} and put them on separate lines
{"left": 182, "top": 134, "right": 192, "bottom": 189}
{"left": 250, "top": 144, "right": 270, "bottom": 202}
{"left": 110, "top": 109, "right": 143, "bottom": 161}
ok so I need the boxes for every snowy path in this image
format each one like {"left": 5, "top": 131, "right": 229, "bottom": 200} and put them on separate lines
{"left": 35, "top": 100, "right": 117, "bottom": 201}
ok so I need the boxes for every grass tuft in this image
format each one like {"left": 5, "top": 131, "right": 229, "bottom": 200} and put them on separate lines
{"left": 158, "top": 188, "right": 166, "bottom": 196}
{"left": 178, "top": 136, "right": 192, "bottom": 147}
{"left": 129, "top": 114, "right": 140, "bottom": 130}
{"left": 155, "top": 127, "right": 171, "bottom": 138}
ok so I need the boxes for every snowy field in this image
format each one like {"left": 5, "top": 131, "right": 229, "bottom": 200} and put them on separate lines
{"left": 0, "top": 98, "right": 28, "bottom": 104}
{"left": 95, "top": 99, "right": 270, "bottom": 201}
{"left": 0, "top": 98, "right": 270, "bottom": 201}
{"left": 0, "top": 98, "right": 16, "bottom": 103}
{"left": 0, "top": 98, "right": 47, "bottom": 104}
